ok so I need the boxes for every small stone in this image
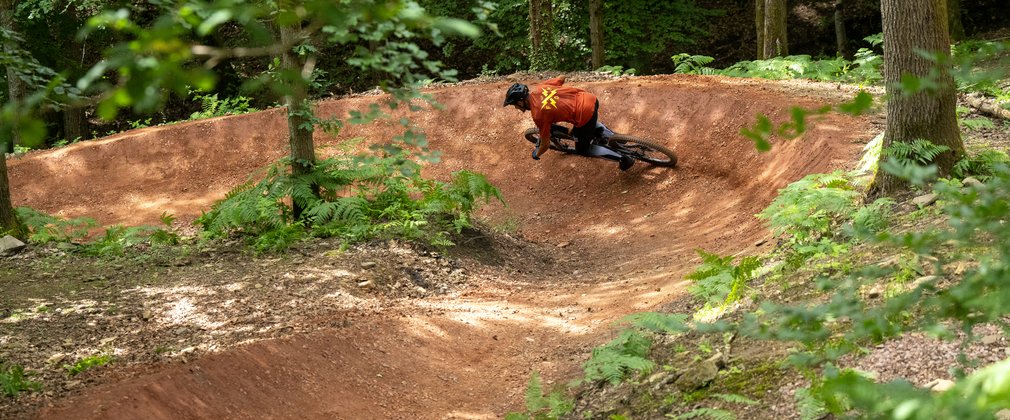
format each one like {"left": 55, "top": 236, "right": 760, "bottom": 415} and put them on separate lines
{"left": 963, "top": 177, "right": 983, "bottom": 187}
{"left": 46, "top": 353, "right": 67, "bottom": 366}
{"left": 62, "top": 339, "right": 74, "bottom": 348}
{"left": 65, "top": 380, "right": 82, "bottom": 389}
{"left": 912, "top": 193, "right": 938, "bottom": 207}
{"left": 141, "top": 310, "right": 153, "bottom": 321}
{"left": 415, "top": 286, "right": 427, "bottom": 294}
{"left": 675, "top": 359, "right": 720, "bottom": 391}
{"left": 180, "top": 346, "right": 196, "bottom": 354}
{"left": 911, "top": 276, "right": 939, "bottom": 289}
{"left": 361, "top": 261, "right": 378, "bottom": 269}
{"left": 982, "top": 334, "right": 1002, "bottom": 345}
{"left": 0, "top": 235, "right": 26, "bottom": 256}
{"left": 557, "top": 242, "right": 570, "bottom": 248}
{"left": 357, "top": 280, "right": 372, "bottom": 288}
{"left": 927, "top": 379, "right": 955, "bottom": 392}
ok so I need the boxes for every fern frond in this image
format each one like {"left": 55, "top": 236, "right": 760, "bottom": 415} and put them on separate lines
{"left": 671, "top": 407, "right": 736, "bottom": 420}
{"left": 624, "top": 312, "right": 689, "bottom": 334}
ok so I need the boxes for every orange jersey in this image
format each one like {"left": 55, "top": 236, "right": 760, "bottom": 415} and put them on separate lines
{"left": 529, "top": 77, "right": 597, "bottom": 155}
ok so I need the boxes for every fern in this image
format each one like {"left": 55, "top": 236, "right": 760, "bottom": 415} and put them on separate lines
{"left": 0, "top": 362, "right": 41, "bottom": 397}
{"left": 198, "top": 154, "right": 504, "bottom": 251}
{"left": 960, "top": 117, "right": 996, "bottom": 131}
{"left": 884, "top": 139, "right": 952, "bottom": 166}
{"left": 624, "top": 312, "right": 689, "bottom": 334}
{"left": 506, "top": 372, "right": 573, "bottom": 420}
{"left": 712, "top": 393, "right": 758, "bottom": 405}
{"left": 686, "top": 250, "right": 761, "bottom": 306}
{"left": 671, "top": 53, "right": 716, "bottom": 75}
{"left": 583, "top": 330, "right": 655, "bottom": 384}
{"left": 794, "top": 387, "right": 827, "bottom": 420}
{"left": 953, "top": 148, "right": 1010, "bottom": 180}
{"left": 15, "top": 207, "right": 96, "bottom": 244}
{"left": 670, "top": 407, "right": 735, "bottom": 420}
{"left": 758, "top": 171, "right": 859, "bottom": 246}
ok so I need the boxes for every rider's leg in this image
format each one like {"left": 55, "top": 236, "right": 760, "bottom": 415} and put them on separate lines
{"left": 572, "top": 100, "right": 600, "bottom": 155}
{"left": 572, "top": 101, "right": 633, "bottom": 170}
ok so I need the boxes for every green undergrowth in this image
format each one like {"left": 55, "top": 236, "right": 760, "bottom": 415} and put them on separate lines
{"left": 508, "top": 140, "right": 1010, "bottom": 418}
{"left": 196, "top": 150, "right": 504, "bottom": 253}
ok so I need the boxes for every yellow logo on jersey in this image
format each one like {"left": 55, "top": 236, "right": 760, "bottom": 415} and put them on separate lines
{"left": 541, "top": 88, "right": 558, "bottom": 110}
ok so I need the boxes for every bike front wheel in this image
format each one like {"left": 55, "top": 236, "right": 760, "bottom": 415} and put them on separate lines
{"left": 523, "top": 127, "right": 578, "bottom": 153}
{"left": 610, "top": 134, "right": 677, "bottom": 167}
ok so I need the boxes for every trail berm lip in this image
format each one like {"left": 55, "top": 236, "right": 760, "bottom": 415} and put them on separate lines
{"left": 11, "top": 74, "right": 876, "bottom": 419}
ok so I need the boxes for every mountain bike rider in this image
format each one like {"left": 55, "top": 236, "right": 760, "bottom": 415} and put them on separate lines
{"left": 503, "top": 76, "right": 635, "bottom": 171}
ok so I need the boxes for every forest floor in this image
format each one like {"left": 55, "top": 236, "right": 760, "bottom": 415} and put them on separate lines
{"left": 1, "top": 73, "right": 898, "bottom": 419}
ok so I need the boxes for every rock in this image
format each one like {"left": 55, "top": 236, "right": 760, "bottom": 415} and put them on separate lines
{"left": 911, "top": 276, "right": 939, "bottom": 289}
{"left": 180, "top": 346, "right": 196, "bottom": 354}
{"left": 46, "top": 353, "right": 67, "bottom": 366}
{"left": 0, "top": 235, "right": 26, "bottom": 256}
{"left": 141, "top": 310, "right": 153, "bottom": 321}
{"left": 982, "top": 334, "right": 1002, "bottom": 345}
{"left": 674, "top": 359, "right": 720, "bottom": 391}
{"left": 996, "top": 409, "right": 1010, "bottom": 420}
{"left": 963, "top": 177, "right": 983, "bottom": 187}
{"left": 912, "top": 193, "right": 938, "bottom": 207}
{"left": 357, "top": 280, "right": 372, "bottom": 288}
{"left": 925, "top": 379, "right": 955, "bottom": 392}
{"left": 361, "top": 261, "right": 378, "bottom": 269}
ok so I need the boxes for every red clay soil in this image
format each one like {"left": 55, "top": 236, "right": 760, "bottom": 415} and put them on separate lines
{"left": 9, "top": 74, "right": 876, "bottom": 419}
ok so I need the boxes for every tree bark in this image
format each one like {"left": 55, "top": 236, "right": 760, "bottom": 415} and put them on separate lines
{"left": 589, "top": 0, "right": 604, "bottom": 69}
{"left": 755, "top": 0, "right": 765, "bottom": 59}
{"left": 0, "top": 152, "right": 23, "bottom": 238}
{"left": 0, "top": 0, "right": 24, "bottom": 148}
{"left": 528, "top": 0, "right": 556, "bottom": 70}
{"left": 947, "top": 0, "right": 965, "bottom": 41}
{"left": 868, "top": 0, "right": 964, "bottom": 199}
{"left": 0, "top": 0, "right": 24, "bottom": 238}
{"left": 758, "top": 0, "right": 788, "bottom": 59}
{"left": 62, "top": 105, "right": 87, "bottom": 144}
{"left": 834, "top": 0, "right": 849, "bottom": 59}
{"left": 280, "top": 22, "right": 318, "bottom": 221}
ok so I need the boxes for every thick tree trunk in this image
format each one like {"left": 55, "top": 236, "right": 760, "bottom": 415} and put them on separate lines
{"left": 834, "top": 0, "right": 849, "bottom": 59}
{"left": 62, "top": 105, "right": 87, "bottom": 144}
{"left": 947, "top": 0, "right": 965, "bottom": 41}
{"left": 0, "top": 152, "right": 23, "bottom": 238}
{"left": 280, "top": 23, "right": 317, "bottom": 221}
{"left": 0, "top": 0, "right": 24, "bottom": 148}
{"left": 0, "top": 0, "right": 24, "bottom": 237}
{"left": 755, "top": 0, "right": 765, "bottom": 59}
{"left": 528, "top": 0, "right": 556, "bottom": 70}
{"left": 589, "top": 0, "right": 604, "bottom": 69}
{"left": 868, "top": 0, "right": 964, "bottom": 199}
{"left": 758, "top": 0, "right": 788, "bottom": 59}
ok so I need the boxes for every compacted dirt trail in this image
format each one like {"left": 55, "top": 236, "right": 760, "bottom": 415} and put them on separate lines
{"left": 8, "top": 75, "right": 876, "bottom": 419}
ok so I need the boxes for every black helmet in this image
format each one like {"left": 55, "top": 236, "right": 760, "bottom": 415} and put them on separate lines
{"left": 503, "top": 83, "right": 529, "bottom": 107}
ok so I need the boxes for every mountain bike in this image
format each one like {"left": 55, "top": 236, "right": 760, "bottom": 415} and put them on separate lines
{"left": 523, "top": 123, "right": 677, "bottom": 167}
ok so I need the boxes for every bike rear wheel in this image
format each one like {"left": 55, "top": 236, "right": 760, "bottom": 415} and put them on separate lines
{"left": 610, "top": 134, "right": 677, "bottom": 167}
{"left": 524, "top": 127, "right": 578, "bottom": 153}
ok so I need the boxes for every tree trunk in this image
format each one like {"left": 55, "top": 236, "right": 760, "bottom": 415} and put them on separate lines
{"left": 868, "top": 0, "right": 964, "bottom": 199}
{"left": 528, "top": 0, "right": 556, "bottom": 71}
{"left": 0, "top": 0, "right": 24, "bottom": 148}
{"left": 947, "top": 0, "right": 965, "bottom": 41}
{"left": 280, "top": 23, "right": 317, "bottom": 221}
{"left": 0, "top": 152, "right": 24, "bottom": 238}
{"left": 761, "top": 0, "right": 788, "bottom": 59}
{"left": 755, "top": 0, "right": 765, "bottom": 59}
{"left": 62, "top": 104, "right": 87, "bottom": 144}
{"left": 0, "top": 0, "right": 24, "bottom": 238}
{"left": 589, "top": 0, "right": 604, "bottom": 69}
{"left": 834, "top": 0, "right": 849, "bottom": 59}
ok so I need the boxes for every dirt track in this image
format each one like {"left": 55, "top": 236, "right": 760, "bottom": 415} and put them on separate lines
{"left": 9, "top": 75, "right": 875, "bottom": 419}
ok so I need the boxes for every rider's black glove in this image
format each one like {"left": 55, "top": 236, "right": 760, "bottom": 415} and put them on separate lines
{"left": 532, "top": 138, "right": 542, "bottom": 160}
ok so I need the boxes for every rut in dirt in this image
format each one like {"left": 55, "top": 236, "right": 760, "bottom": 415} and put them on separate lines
{"left": 12, "top": 75, "right": 875, "bottom": 419}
